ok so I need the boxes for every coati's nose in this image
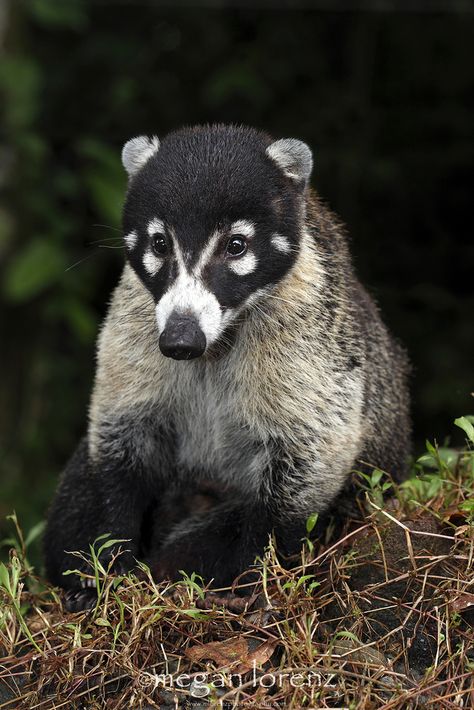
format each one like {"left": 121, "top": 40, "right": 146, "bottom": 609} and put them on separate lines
{"left": 159, "top": 312, "right": 207, "bottom": 360}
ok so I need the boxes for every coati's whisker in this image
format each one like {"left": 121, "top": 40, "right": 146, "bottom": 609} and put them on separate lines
{"left": 91, "top": 223, "right": 122, "bottom": 233}
{"left": 65, "top": 253, "right": 97, "bottom": 272}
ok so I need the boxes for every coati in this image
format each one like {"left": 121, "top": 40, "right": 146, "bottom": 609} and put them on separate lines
{"left": 44, "top": 124, "right": 411, "bottom": 611}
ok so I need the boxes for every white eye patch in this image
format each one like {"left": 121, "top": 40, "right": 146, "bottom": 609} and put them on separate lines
{"left": 230, "top": 220, "right": 255, "bottom": 239}
{"left": 124, "top": 231, "right": 138, "bottom": 250}
{"left": 139, "top": 218, "right": 166, "bottom": 275}
{"left": 226, "top": 220, "right": 257, "bottom": 276}
{"left": 227, "top": 252, "right": 258, "bottom": 276}
{"left": 142, "top": 250, "right": 164, "bottom": 276}
{"left": 271, "top": 233, "right": 292, "bottom": 254}
{"left": 147, "top": 217, "right": 165, "bottom": 236}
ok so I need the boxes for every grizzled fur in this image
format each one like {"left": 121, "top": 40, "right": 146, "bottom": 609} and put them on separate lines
{"left": 44, "top": 124, "right": 411, "bottom": 610}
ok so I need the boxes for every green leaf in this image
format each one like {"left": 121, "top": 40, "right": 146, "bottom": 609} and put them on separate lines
{"left": 437, "top": 447, "right": 459, "bottom": 471}
{"left": 334, "top": 630, "right": 360, "bottom": 643}
{"left": 94, "top": 617, "right": 110, "bottom": 627}
{"left": 454, "top": 417, "right": 474, "bottom": 445}
{"left": 306, "top": 512, "right": 318, "bottom": 534}
{"left": 295, "top": 574, "right": 315, "bottom": 589}
{"left": 417, "top": 453, "right": 438, "bottom": 469}
{"left": 181, "top": 609, "right": 208, "bottom": 620}
{"left": 4, "top": 239, "right": 65, "bottom": 301}
{"left": 0, "top": 563, "right": 12, "bottom": 595}
{"left": 24, "top": 521, "right": 46, "bottom": 549}
{"left": 371, "top": 469, "right": 383, "bottom": 486}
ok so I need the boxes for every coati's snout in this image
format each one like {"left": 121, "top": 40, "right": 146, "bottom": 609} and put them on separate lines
{"left": 159, "top": 311, "right": 206, "bottom": 360}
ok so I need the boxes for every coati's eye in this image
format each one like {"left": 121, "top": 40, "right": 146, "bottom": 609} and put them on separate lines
{"left": 226, "top": 235, "right": 247, "bottom": 258}
{"left": 151, "top": 233, "right": 168, "bottom": 256}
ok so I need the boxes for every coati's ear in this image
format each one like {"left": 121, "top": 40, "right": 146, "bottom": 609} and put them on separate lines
{"left": 121, "top": 135, "right": 160, "bottom": 177}
{"left": 266, "top": 138, "right": 313, "bottom": 184}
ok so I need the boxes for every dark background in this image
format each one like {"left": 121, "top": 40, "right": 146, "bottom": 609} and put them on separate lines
{"left": 0, "top": 0, "right": 473, "bottom": 550}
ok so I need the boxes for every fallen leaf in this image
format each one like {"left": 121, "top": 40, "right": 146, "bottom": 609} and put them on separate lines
{"left": 235, "top": 640, "right": 278, "bottom": 674}
{"left": 451, "top": 593, "right": 474, "bottom": 612}
{"left": 185, "top": 636, "right": 248, "bottom": 667}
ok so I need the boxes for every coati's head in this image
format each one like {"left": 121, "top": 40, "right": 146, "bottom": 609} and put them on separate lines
{"left": 122, "top": 124, "right": 313, "bottom": 360}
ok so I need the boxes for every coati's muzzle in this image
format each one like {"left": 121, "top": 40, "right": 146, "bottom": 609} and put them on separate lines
{"left": 158, "top": 311, "right": 206, "bottom": 360}
{"left": 155, "top": 275, "right": 225, "bottom": 359}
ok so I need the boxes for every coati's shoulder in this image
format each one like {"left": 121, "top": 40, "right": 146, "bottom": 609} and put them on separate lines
{"left": 89, "top": 266, "right": 160, "bottom": 445}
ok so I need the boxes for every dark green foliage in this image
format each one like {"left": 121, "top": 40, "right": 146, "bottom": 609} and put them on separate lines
{"left": 0, "top": 1, "right": 472, "bottom": 556}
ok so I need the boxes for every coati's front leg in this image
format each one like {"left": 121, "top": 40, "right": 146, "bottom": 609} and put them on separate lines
{"left": 150, "top": 500, "right": 306, "bottom": 589}
{"left": 149, "top": 493, "right": 306, "bottom": 590}
{"left": 148, "top": 441, "right": 354, "bottom": 589}
{"left": 44, "top": 420, "right": 172, "bottom": 610}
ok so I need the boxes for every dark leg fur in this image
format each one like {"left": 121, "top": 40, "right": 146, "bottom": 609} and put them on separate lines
{"left": 148, "top": 500, "right": 304, "bottom": 590}
{"left": 44, "top": 436, "right": 156, "bottom": 604}
{"left": 44, "top": 439, "right": 103, "bottom": 588}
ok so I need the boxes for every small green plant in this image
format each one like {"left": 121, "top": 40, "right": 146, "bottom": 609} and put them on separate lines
{"left": 303, "top": 511, "right": 319, "bottom": 554}
{"left": 1, "top": 511, "right": 45, "bottom": 578}
{"left": 401, "top": 415, "right": 474, "bottom": 510}
{"left": 454, "top": 415, "right": 474, "bottom": 445}
{"left": 175, "top": 569, "right": 206, "bottom": 601}
{"left": 459, "top": 498, "right": 474, "bottom": 524}
{"left": 0, "top": 554, "right": 41, "bottom": 651}
{"left": 357, "top": 468, "right": 393, "bottom": 509}
{"left": 63, "top": 533, "right": 131, "bottom": 612}
{"left": 282, "top": 573, "right": 320, "bottom": 595}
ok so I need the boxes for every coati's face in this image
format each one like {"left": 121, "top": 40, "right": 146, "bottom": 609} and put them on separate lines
{"left": 122, "top": 125, "right": 313, "bottom": 360}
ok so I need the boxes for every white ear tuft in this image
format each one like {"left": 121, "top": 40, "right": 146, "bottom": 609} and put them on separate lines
{"left": 266, "top": 138, "right": 313, "bottom": 183}
{"left": 121, "top": 135, "right": 160, "bottom": 177}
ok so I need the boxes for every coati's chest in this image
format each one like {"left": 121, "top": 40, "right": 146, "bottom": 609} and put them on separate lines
{"left": 162, "top": 362, "right": 271, "bottom": 492}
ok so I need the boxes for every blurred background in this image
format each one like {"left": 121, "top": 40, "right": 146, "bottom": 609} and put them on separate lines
{"left": 0, "top": 0, "right": 473, "bottom": 555}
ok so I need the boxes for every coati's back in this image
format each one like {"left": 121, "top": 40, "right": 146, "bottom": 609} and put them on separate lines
{"left": 45, "top": 124, "right": 410, "bottom": 607}
{"left": 303, "top": 191, "right": 411, "bottom": 487}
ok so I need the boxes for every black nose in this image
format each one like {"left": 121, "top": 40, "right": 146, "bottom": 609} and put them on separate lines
{"left": 159, "top": 313, "right": 206, "bottom": 360}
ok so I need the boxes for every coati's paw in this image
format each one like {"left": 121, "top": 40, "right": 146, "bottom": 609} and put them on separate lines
{"left": 149, "top": 541, "right": 258, "bottom": 590}
{"left": 64, "top": 587, "right": 97, "bottom": 613}
{"left": 148, "top": 507, "right": 269, "bottom": 588}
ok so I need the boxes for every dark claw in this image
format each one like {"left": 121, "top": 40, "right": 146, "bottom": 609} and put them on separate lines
{"left": 64, "top": 587, "right": 97, "bottom": 613}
